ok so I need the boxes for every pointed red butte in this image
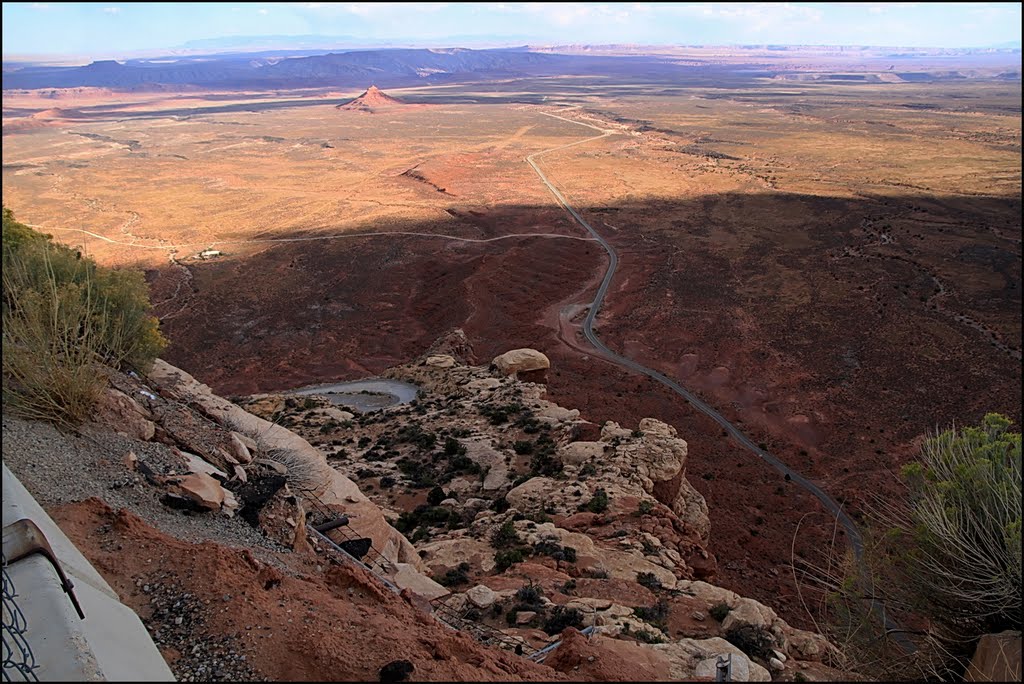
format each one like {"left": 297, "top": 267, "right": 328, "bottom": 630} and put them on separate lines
{"left": 341, "top": 85, "right": 404, "bottom": 110}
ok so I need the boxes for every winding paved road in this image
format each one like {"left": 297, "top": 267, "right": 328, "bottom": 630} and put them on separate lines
{"left": 528, "top": 112, "right": 918, "bottom": 650}
{"left": 525, "top": 117, "right": 865, "bottom": 558}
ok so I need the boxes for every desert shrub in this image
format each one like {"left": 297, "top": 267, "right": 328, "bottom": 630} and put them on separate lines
{"left": 491, "top": 520, "right": 522, "bottom": 549}
{"left": 514, "top": 582, "right": 544, "bottom": 609}
{"left": 709, "top": 602, "right": 731, "bottom": 622}
{"left": 253, "top": 440, "right": 331, "bottom": 493}
{"left": 585, "top": 488, "right": 610, "bottom": 514}
{"left": 2, "top": 208, "right": 166, "bottom": 424}
{"left": 480, "top": 402, "right": 524, "bottom": 425}
{"left": 494, "top": 548, "right": 527, "bottom": 572}
{"left": 527, "top": 509, "right": 551, "bottom": 524}
{"left": 579, "top": 463, "right": 598, "bottom": 478}
{"left": 824, "top": 414, "right": 1021, "bottom": 679}
{"left": 542, "top": 606, "right": 583, "bottom": 635}
{"left": 443, "top": 453, "right": 481, "bottom": 478}
{"left": 443, "top": 436, "right": 466, "bottom": 456}
{"left": 632, "top": 627, "right": 666, "bottom": 644}
{"left": 396, "top": 423, "right": 437, "bottom": 451}
{"left": 725, "top": 625, "right": 776, "bottom": 661}
{"left": 396, "top": 456, "right": 437, "bottom": 488}
{"left": 584, "top": 568, "right": 609, "bottom": 579}
{"left": 634, "top": 600, "right": 669, "bottom": 631}
{"left": 427, "top": 486, "right": 447, "bottom": 506}
{"left": 513, "top": 440, "right": 534, "bottom": 455}
{"left": 533, "top": 540, "right": 578, "bottom": 563}
{"left": 434, "top": 562, "right": 471, "bottom": 588}
{"left": 379, "top": 475, "right": 396, "bottom": 489}
{"left": 636, "top": 571, "right": 662, "bottom": 590}
{"left": 637, "top": 499, "right": 655, "bottom": 515}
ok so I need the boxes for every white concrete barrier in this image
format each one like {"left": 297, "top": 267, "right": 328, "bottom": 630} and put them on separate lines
{"left": 2, "top": 464, "right": 175, "bottom": 682}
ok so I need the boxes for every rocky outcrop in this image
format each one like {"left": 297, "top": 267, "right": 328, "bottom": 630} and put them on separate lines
{"left": 653, "top": 637, "right": 771, "bottom": 682}
{"left": 232, "top": 341, "right": 843, "bottom": 678}
{"left": 491, "top": 348, "right": 550, "bottom": 382}
{"left": 146, "top": 360, "right": 423, "bottom": 570}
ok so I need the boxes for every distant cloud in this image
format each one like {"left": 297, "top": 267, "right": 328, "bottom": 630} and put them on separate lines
{"left": 258, "top": 8, "right": 269, "bottom": 15}
{"left": 102, "top": 6, "right": 121, "bottom": 14}
{"left": 30, "top": 3, "right": 52, "bottom": 9}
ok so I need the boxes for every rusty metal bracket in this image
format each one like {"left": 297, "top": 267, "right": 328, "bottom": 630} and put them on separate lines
{"left": 2, "top": 519, "right": 85, "bottom": 620}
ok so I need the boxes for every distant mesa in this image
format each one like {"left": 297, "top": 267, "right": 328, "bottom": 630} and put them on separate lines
{"left": 337, "top": 85, "right": 405, "bottom": 112}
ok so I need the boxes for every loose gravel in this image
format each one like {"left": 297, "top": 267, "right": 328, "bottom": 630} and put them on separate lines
{"left": 1, "top": 415, "right": 288, "bottom": 565}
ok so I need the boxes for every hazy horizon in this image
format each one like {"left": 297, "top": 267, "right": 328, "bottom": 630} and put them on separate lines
{"left": 4, "top": 2, "right": 1022, "bottom": 60}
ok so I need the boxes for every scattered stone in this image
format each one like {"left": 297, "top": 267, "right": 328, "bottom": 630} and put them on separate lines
{"left": 227, "top": 433, "right": 253, "bottom": 464}
{"left": 465, "top": 584, "right": 497, "bottom": 609}
{"left": 515, "top": 611, "right": 538, "bottom": 626}
{"left": 168, "top": 472, "right": 227, "bottom": 511}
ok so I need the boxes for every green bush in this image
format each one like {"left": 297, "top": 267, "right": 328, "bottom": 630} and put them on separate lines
{"left": 541, "top": 606, "right": 583, "bottom": 635}
{"left": 633, "top": 600, "right": 669, "bottom": 631}
{"left": 636, "top": 571, "right": 662, "bottom": 590}
{"left": 725, "top": 625, "right": 776, "bottom": 660}
{"left": 2, "top": 209, "right": 166, "bottom": 424}
{"left": 709, "top": 602, "right": 731, "bottom": 622}
{"left": 434, "top": 562, "right": 471, "bottom": 588}
{"left": 427, "top": 486, "right": 447, "bottom": 506}
{"left": 586, "top": 488, "right": 610, "bottom": 514}
{"left": 637, "top": 499, "right": 655, "bottom": 515}
{"left": 491, "top": 520, "right": 522, "bottom": 549}
{"left": 494, "top": 548, "right": 527, "bottom": 572}
{"left": 828, "top": 413, "right": 1022, "bottom": 679}
{"left": 514, "top": 582, "right": 544, "bottom": 609}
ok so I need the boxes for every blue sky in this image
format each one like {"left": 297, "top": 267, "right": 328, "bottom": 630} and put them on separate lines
{"left": 3, "top": 2, "right": 1022, "bottom": 57}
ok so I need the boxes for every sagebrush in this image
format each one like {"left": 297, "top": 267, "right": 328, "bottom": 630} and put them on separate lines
{"left": 2, "top": 208, "right": 166, "bottom": 424}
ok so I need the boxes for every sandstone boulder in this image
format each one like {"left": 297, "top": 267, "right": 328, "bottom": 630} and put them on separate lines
{"left": 418, "top": 537, "right": 497, "bottom": 574}
{"left": 721, "top": 597, "right": 778, "bottom": 633}
{"left": 515, "top": 611, "right": 537, "bottom": 626}
{"left": 182, "top": 451, "right": 228, "bottom": 480}
{"left": 516, "top": 522, "right": 678, "bottom": 589}
{"left": 465, "top": 378, "right": 501, "bottom": 392}
{"left": 559, "top": 441, "right": 605, "bottom": 465}
{"left": 94, "top": 387, "right": 155, "bottom": 441}
{"left": 169, "top": 472, "right": 226, "bottom": 511}
{"left": 392, "top": 563, "right": 449, "bottom": 601}
{"left": 965, "top": 630, "right": 1022, "bottom": 683}
{"left": 491, "top": 349, "right": 550, "bottom": 377}
{"left": 465, "top": 584, "right": 497, "bottom": 609}
{"left": 424, "top": 354, "right": 456, "bottom": 369}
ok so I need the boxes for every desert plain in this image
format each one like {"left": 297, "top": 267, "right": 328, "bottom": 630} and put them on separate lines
{"left": 3, "top": 54, "right": 1020, "bottom": 625}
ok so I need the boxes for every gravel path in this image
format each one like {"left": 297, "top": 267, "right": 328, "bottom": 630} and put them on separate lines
{"left": 2, "top": 415, "right": 288, "bottom": 564}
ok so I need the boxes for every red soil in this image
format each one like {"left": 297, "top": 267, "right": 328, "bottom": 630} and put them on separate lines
{"left": 157, "top": 187, "right": 1020, "bottom": 631}
{"left": 52, "top": 498, "right": 563, "bottom": 682}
